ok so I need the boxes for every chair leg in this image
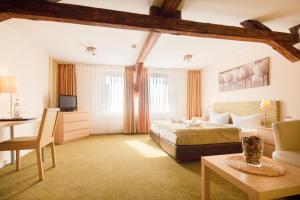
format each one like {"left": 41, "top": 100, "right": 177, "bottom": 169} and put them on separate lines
{"left": 50, "top": 142, "right": 56, "bottom": 167}
{"left": 42, "top": 147, "right": 46, "bottom": 163}
{"left": 16, "top": 150, "right": 21, "bottom": 171}
{"left": 36, "top": 148, "right": 44, "bottom": 181}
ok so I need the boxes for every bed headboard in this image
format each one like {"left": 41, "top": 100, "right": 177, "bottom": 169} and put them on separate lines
{"left": 213, "top": 101, "right": 281, "bottom": 127}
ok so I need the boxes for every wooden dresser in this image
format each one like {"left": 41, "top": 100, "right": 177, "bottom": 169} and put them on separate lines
{"left": 257, "top": 127, "right": 276, "bottom": 158}
{"left": 54, "top": 111, "right": 90, "bottom": 144}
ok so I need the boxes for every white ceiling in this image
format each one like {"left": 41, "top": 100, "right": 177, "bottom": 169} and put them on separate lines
{"left": 5, "top": 0, "right": 300, "bottom": 69}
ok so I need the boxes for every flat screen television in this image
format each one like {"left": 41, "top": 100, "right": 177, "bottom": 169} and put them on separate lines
{"left": 59, "top": 95, "right": 77, "bottom": 112}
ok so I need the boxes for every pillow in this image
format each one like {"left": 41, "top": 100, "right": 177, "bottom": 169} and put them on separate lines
{"left": 183, "top": 119, "right": 196, "bottom": 126}
{"left": 185, "top": 120, "right": 203, "bottom": 128}
{"left": 231, "top": 113, "right": 262, "bottom": 129}
{"left": 171, "top": 117, "right": 186, "bottom": 123}
{"left": 209, "top": 112, "right": 230, "bottom": 124}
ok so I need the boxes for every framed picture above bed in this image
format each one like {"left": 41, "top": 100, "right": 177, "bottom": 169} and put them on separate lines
{"left": 219, "top": 57, "right": 270, "bottom": 92}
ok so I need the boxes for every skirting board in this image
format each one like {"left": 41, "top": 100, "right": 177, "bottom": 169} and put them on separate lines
{"left": 0, "top": 159, "right": 7, "bottom": 168}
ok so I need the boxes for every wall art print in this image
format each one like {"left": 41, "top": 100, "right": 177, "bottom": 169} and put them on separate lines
{"left": 219, "top": 57, "right": 270, "bottom": 92}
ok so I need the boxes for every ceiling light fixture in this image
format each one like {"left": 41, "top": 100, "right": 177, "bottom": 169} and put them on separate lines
{"left": 86, "top": 46, "right": 97, "bottom": 56}
{"left": 183, "top": 54, "right": 192, "bottom": 62}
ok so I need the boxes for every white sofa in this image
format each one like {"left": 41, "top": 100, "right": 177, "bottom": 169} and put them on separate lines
{"left": 272, "top": 120, "right": 300, "bottom": 167}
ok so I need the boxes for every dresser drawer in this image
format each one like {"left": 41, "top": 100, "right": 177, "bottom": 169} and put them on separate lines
{"left": 64, "top": 129, "right": 90, "bottom": 142}
{"left": 55, "top": 112, "right": 91, "bottom": 145}
{"left": 64, "top": 121, "right": 89, "bottom": 132}
{"left": 63, "top": 112, "right": 89, "bottom": 122}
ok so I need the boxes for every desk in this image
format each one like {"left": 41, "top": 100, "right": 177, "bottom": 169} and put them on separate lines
{"left": 0, "top": 119, "right": 41, "bottom": 165}
{"left": 201, "top": 154, "right": 300, "bottom": 200}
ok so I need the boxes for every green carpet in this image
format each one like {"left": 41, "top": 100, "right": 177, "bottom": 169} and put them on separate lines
{"left": 0, "top": 135, "right": 296, "bottom": 200}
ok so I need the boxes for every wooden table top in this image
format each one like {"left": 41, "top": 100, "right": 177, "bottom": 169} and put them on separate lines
{"left": 202, "top": 153, "right": 300, "bottom": 198}
{"left": 0, "top": 119, "right": 38, "bottom": 128}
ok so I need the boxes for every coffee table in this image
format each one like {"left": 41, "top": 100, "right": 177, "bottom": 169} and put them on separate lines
{"left": 201, "top": 153, "right": 300, "bottom": 200}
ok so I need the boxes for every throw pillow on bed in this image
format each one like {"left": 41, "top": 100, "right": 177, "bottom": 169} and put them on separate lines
{"left": 231, "top": 113, "right": 262, "bottom": 129}
{"left": 185, "top": 120, "right": 203, "bottom": 127}
{"left": 209, "top": 112, "right": 230, "bottom": 124}
{"left": 171, "top": 117, "right": 186, "bottom": 123}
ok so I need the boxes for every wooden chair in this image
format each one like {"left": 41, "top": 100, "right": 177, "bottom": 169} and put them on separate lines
{"left": 0, "top": 108, "right": 60, "bottom": 180}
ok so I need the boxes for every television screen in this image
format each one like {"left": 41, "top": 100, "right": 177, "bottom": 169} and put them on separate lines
{"left": 59, "top": 95, "right": 77, "bottom": 111}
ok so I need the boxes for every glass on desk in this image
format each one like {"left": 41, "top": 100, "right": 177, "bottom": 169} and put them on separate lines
{"left": 242, "top": 136, "right": 264, "bottom": 167}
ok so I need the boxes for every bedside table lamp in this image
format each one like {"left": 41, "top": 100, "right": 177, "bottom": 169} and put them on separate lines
{"left": 260, "top": 99, "right": 271, "bottom": 128}
{"left": 0, "top": 76, "right": 17, "bottom": 118}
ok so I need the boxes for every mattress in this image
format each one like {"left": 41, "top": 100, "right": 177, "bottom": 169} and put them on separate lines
{"left": 150, "top": 120, "right": 240, "bottom": 145}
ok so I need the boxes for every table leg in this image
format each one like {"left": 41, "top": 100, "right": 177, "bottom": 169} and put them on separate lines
{"left": 10, "top": 126, "right": 15, "bottom": 164}
{"left": 201, "top": 161, "right": 210, "bottom": 200}
{"left": 42, "top": 147, "right": 45, "bottom": 162}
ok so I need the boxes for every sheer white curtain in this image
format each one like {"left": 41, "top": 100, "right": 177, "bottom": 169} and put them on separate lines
{"left": 148, "top": 74, "right": 169, "bottom": 119}
{"left": 76, "top": 64, "right": 124, "bottom": 134}
{"left": 148, "top": 68, "right": 187, "bottom": 121}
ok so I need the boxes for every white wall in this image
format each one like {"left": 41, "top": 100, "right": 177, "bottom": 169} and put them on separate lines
{"left": 0, "top": 23, "right": 49, "bottom": 167}
{"left": 201, "top": 42, "right": 300, "bottom": 120}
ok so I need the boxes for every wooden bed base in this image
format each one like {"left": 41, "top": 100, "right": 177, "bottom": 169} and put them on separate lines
{"left": 150, "top": 130, "right": 242, "bottom": 162}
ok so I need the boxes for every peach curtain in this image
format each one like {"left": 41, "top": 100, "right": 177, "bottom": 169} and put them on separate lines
{"left": 187, "top": 70, "right": 201, "bottom": 119}
{"left": 58, "top": 64, "right": 76, "bottom": 96}
{"left": 138, "top": 68, "right": 150, "bottom": 134}
{"left": 123, "top": 67, "right": 136, "bottom": 134}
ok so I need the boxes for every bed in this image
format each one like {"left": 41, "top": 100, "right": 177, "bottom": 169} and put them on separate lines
{"left": 150, "top": 101, "right": 281, "bottom": 162}
{"left": 150, "top": 121, "right": 242, "bottom": 162}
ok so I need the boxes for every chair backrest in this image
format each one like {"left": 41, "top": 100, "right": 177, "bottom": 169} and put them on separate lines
{"left": 272, "top": 120, "right": 300, "bottom": 151}
{"left": 37, "top": 108, "right": 60, "bottom": 146}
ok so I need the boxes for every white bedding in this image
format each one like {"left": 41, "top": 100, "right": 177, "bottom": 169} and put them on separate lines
{"left": 150, "top": 120, "right": 241, "bottom": 145}
{"left": 151, "top": 120, "right": 258, "bottom": 145}
{"left": 150, "top": 122, "right": 178, "bottom": 144}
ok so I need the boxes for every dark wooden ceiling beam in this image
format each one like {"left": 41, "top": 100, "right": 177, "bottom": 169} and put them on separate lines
{"left": 134, "top": 1, "right": 182, "bottom": 92}
{"left": 0, "top": 10, "right": 10, "bottom": 21}
{"left": 289, "top": 24, "right": 300, "bottom": 35}
{"left": 134, "top": 31, "right": 161, "bottom": 92}
{"left": 45, "top": 0, "right": 61, "bottom": 2}
{"left": 136, "top": 31, "right": 161, "bottom": 65}
{"left": 134, "top": 7, "right": 164, "bottom": 92}
{"left": 266, "top": 40, "right": 300, "bottom": 62}
{"left": 134, "top": 62, "right": 144, "bottom": 93}
{"left": 240, "top": 20, "right": 271, "bottom": 31}
{"left": 149, "top": 6, "right": 181, "bottom": 19}
{"left": 241, "top": 20, "right": 300, "bottom": 62}
{"left": 0, "top": 0, "right": 298, "bottom": 45}
{"left": 160, "top": 0, "right": 182, "bottom": 18}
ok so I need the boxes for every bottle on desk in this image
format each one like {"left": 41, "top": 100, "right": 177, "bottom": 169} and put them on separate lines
{"left": 13, "top": 98, "right": 21, "bottom": 118}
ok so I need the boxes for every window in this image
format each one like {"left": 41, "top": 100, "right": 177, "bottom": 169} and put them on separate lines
{"left": 104, "top": 76, "right": 124, "bottom": 114}
{"left": 76, "top": 65, "right": 124, "bottom": 133}
{"left": 148, "top": 75, "right": 169, "bottom": 114}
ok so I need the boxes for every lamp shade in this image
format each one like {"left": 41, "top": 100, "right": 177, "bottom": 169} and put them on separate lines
{"left": 260, "top": 99, "right": 271, "bottom": 109}
{"left": 0, "top": 76, "right": 17, "bottom": 93}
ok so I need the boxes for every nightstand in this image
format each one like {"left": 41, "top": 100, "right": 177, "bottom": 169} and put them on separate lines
{"left": 257, "top": 127, "right": 276, "bottom": 158}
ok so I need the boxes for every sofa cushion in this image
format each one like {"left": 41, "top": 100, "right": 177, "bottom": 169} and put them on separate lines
{"left": 272, "top": 150, "right": 300, "bottom": 167}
